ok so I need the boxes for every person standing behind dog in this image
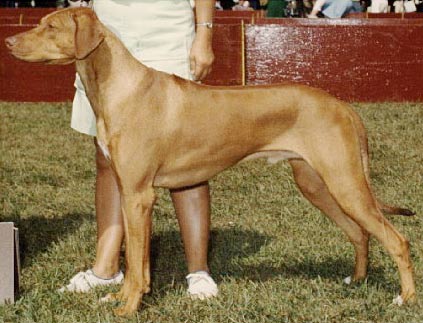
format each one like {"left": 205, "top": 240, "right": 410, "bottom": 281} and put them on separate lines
{"left": 59, "top": 0, "right": 218, "bottom": 300}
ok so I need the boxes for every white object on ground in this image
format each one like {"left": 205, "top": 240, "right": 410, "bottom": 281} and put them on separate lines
{"left": 186, "top": 271, "right": 218, "bottom": 300}
{"left": 392, "top": 295, "right": 404, "bottom": 306}
{"left": 58, "top": 269, "right": 124, "bottom": 293}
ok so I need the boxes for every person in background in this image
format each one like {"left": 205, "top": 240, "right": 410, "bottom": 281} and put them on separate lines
{"left": 266, "top": 0, "right": 288, "bottom": 17}
{"left": 59, "top": 0, "right": 218, "bottom": 301}
{"left": 56, "top": 0, "right": 65, "bottom": 8}
{"left": 232, "top": 0, "right": 253, "bottom": 10}
{"left": 351, "top": 0, "right": 365, "bottom": 12}
{"left": 308, "top": 0, "right": 354, "bottom": 18}
{"left": 249, "top": 0, "right": 262, "bottom": 9}
{"left": 67, "top": 0, "right": 90, "bottom": 7}
{"left": 220, "top": 0, "right": 236, "bottom": 9}
{"left": 367, "top": 0, "right": 388, "bottom": 12}
{"left": 3, "top": 0, "right": 16, "bottom": 7}
{"left": 393, "top": 0, "right": 406, "bottom": 12}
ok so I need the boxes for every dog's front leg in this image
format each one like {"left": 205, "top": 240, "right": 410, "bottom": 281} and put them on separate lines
{"left": 112, "top": 186, "right": 156, "bottom": 316}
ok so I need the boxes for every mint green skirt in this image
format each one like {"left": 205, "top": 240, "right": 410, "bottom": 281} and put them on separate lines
{"left": 71, "top": 0, "right": 195, "bottom": 136}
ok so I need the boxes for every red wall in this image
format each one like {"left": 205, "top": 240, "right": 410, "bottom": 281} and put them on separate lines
{"left": 1, "top": 25, "right": 76, "bottom": 102}
{"left": 1, "top": 9, "right": 423, "bottom": 102}
{"left": 0, "top": 9, "right": 243, "bottom": 101}
{"left": 0, "top": 8, "right": 56, "bottom": 24}
{"left": 204, "top": 24, "right": 243, "bottom": 86}
{"left": 247, "top": 18, "right": 423, "bottom": 102}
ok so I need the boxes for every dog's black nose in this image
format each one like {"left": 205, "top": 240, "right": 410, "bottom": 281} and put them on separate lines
{"left": 5, "top": 36, "right": 17, "bottom": 48}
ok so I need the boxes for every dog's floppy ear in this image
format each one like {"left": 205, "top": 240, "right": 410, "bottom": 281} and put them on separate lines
{"left": 72, "top": 10, "right": 104, "bottom": 60}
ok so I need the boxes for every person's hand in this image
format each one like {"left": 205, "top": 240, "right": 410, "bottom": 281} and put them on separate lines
{"left": 189, "top": 33, "right": 214, "bottom": 81}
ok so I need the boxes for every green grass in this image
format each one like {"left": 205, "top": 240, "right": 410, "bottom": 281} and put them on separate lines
{"left": 0, "top": 102, "right": 422, "bottom": 323}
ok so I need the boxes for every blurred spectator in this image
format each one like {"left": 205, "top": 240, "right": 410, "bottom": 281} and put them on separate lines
{"left": 393, "top": 0, "right": 407, "bottom": 12}
{"left": 267, "top": 0, "right": 288, "bottom": 17}
{"left": 285, "top": 0, "right": 308, "bottom": 17}
{"left": 3, "top": 0, "right": 16, "bottom": 7}
{"left": 67, "top": 0, "right": 91, "bottom": 7}
{"left": 368, "top": 0, "right": 388, "bottom": 12}
{"left": 402, "top": 0, "right": 418, "bottom": 12}
{"left": 220, "top": 0, "right": 236, "bottom": 9}
{"left": 232, "top": 0, "right": 253, "bottom": 10}
{"left": 4, "top": 0, "right": 61, "bottom": 7}
{"left": 56, "top": 0, "right": 65, "bottom": 8}
{"left": 308, "top": 0, "right": 354, "bottom": 18}
{"left": 303, "top": 0, "right": 313, "bottom": 13}
{"left": 351, "top": 0, "right": 365, "bottom": 11}
{"left": 249, "top": 0, "right": 263, "bottom": 9}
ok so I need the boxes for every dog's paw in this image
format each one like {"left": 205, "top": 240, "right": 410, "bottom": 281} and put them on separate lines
{"left": 343, "top": 276, "right": 352, "bottom": 285}
{"left": 113, "top": 300, "right": 140, "bottom": 316}
{"left": 113, "top": 305, "right": 134, "bottom": 317}
{"left": 392, "top": 295, "right": 404, "bottom": 306}
{"left": 100, "top": 292, "right": 121, "bottom": 303}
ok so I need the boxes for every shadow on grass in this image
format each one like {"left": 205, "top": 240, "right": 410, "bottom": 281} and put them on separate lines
{"left": 2, "top": 213, "right": 392, "bottom": 298}
{"left": 231, "top": 257, "right": 387, "bottom": 286}
{"left": 147, "top": 227, "right": 391, "bottom": 301}
{"left": 1, "top": 213, "right": 93, "bottom": 268}
{"left": 148, "top": 228, "right": 271, "bottom": 290}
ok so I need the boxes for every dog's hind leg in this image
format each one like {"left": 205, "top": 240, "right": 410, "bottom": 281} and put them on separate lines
{"left": 301, "top": 122, "right": 416, "bottom": 303}
{"left": 289, "top": 159, "right": 369, "bottom": 283}
{"left": 321, "top": 170, "right": 414, "bottom": 303}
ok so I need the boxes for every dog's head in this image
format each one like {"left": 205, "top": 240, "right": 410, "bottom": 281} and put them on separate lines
{"left": 5, "top": 8, "right": 104, "bottom": 64}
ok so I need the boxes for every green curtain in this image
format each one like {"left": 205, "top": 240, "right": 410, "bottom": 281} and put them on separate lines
{"left": 266, "top": 0, "right": 287, "bottom": 17}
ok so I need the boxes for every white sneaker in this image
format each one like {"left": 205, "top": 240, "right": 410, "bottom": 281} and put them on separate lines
{"left": 58, "top": 269, "right": 124, "bottom": 293}
{"left": 186, "top": 271, "right": 218, "bottom": 300}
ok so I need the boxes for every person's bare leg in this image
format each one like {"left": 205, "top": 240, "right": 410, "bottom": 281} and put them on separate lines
{"left": 92, "top": 139, "right": 124, "bottom": 278}
{"left": 171, "top": 182, "right": 210, "bottom": 273}
{"left": 171, "top": 182, "right": 217, "bottom": 299}
{"left": 59, "top": 140, "right": 124, "bottom": 292}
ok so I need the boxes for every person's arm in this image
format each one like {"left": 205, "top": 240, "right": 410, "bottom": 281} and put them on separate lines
{"left": 190, "top": 0, "right": 215, "bottom": 81}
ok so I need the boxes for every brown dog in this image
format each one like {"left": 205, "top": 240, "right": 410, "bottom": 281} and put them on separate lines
{"left": 5, "top": 8, "right": 416, "bottom": 315}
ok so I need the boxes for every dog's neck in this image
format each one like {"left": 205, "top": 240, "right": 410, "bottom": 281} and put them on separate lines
{"left": 75, "top": 28, "right": 152, "bottom": 117}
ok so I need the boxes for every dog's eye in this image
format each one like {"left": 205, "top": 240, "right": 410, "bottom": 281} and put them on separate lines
{"left": 47, "top": 23, "right": 56, "bottom": 29}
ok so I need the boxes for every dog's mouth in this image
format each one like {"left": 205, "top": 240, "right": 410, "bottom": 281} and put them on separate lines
{"left": 5, "top": 35, "right": 51, "bottom": 63}
{"left": 5, "top": 41, "right": 38, "bottom": 61}
{"left": 7, "top": 48, "right": 46, "bottom": 62}
{"left": 7, "top": 46, "right": 75, "bottom": 65}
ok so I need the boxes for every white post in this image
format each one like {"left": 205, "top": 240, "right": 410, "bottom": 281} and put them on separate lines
{"left": 0, "top": 222, "right": 20, "bottom": 304}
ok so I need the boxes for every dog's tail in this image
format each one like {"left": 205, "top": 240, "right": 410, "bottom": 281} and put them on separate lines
{"left": 377, "top": 200, "right": 415, "bottom": 216}
{"left": 349, "top": 106, "right": 415, "bottom": 217}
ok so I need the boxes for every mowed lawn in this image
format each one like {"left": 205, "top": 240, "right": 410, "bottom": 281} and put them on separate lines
{"left": 0, "top": 102, "right": 422, "bottom": 323}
